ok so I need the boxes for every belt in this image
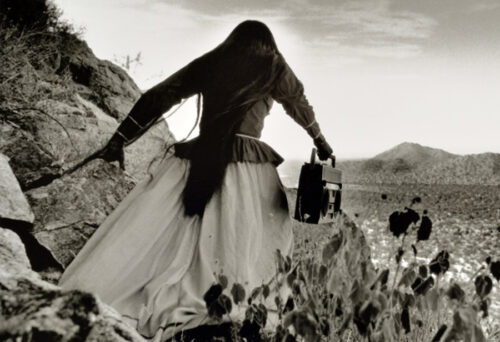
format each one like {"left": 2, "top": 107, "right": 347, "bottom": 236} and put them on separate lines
{"left": 235, "top": 133, "right": 260, "bottom": 140}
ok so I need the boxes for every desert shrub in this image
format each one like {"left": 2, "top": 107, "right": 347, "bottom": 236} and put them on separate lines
{"left": 0, "top": 1, "right": 82, "bottom": 107}
{"left": 0, "top": 0, "right": 63, "bottom": 31}
{"left": 193, "top": 201, "right": 498, "bottom": 342}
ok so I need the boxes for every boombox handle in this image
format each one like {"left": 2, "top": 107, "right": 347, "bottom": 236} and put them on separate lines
{"left": 310, "top": 148, "right": 336, "bottom": 168}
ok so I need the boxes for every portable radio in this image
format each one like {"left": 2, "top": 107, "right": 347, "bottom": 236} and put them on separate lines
{"left": 294, "top": 148, "right": 342, "bottom": 224}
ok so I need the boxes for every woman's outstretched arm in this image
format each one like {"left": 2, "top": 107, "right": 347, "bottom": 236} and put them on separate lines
{"left": 271, "top": 61, "right": 333, "bottom": 160}
{"left": 112, "top": 61, "right": 202, "bottom": 146}
{"left": 98, "top": 60, "right": 203, "bottom": 168}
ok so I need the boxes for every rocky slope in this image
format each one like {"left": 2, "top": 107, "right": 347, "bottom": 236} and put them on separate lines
{"left": 0, "top": 25, "right": 170, "bottom": 340}
{"left": 0, "top": 33, "right": 176, "bottom": 269}
{"left": 0, "top": 38, "right": 174, "bottom": 190}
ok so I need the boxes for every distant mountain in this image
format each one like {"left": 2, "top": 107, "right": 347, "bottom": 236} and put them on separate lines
{"left": 280, "top": 143, "right": 500, "bottom": 186}
{"left": 373, "top": 142, "right": 457, "bottom": 167}
{"left": 340, "top": 142, "right": 500, "bottom": 185}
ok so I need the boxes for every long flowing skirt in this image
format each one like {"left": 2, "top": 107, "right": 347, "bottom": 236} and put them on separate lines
{"left": 59, "top": 154, "right": 293, "bottom": 341}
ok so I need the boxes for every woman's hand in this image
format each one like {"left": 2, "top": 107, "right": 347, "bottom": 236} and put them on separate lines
{"left": 314, "top": 134, "right": 333, "bottom": 161}
{"left": 98, "top": 134, "right": 125, "bottom": 170}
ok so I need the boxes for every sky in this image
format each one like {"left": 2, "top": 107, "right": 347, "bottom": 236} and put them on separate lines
{"left": 53, "top": 0, "right": 500, "bottom": 159}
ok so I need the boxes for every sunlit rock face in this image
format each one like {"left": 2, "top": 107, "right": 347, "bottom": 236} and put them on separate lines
{"left": 0, "top": 35, "right": 176, "bottom": 269}
{"left": 0, "top": 38, "right": 175, "bottom": 190}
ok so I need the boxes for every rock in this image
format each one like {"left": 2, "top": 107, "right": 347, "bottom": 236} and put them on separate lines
{"left": 0, "top": 227, "right": 146, "bottom": 342}
{"left": 0, "top": 228, "right": 31, "bottom": 278}
{"left": 0, "top": 39, "right": 175, "bottom": 190}
{"left": 0, "top": 153, "right": 60, "bottom": 272}
{"left": 0, "top": 153, "right": 34, "bottom": 223}
{"left": 26, "top": 159, "right": 136, "bottom": 268}
{"left": 0, "top": 93, "right": 174, "bottom": 190}
{"left": 66, "top": 40, "right": 141, "bottom": 121}
{"left": 0, "top": 30, "right": 175, "bottom": 271}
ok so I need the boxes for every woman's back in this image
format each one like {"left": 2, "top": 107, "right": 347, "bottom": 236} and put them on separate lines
{"left": 61, "top": 20, "right": 333, "bottom": 341}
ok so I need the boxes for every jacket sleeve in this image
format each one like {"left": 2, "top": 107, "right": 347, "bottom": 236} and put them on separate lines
{"left": 271, "top": 61, "right": 322, "bottom": 140}
{"left": 113, "top": 59, "right": 202, "bottom": 146}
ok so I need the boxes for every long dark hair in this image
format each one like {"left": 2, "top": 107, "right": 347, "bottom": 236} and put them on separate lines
{"left": 181, "top": 20, "right": 286, "bottom": 216}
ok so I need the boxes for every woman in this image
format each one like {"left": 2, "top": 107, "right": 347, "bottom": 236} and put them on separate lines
{"left": 59, "top": 20, "right": 333, "bottom": 340}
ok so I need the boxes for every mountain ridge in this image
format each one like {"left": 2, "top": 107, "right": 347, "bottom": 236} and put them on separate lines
{"left": 279, "top": 142, "right": 500, "bottom": 186}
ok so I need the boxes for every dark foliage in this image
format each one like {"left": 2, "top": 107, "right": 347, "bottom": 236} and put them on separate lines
{"left": 218, "top": 274, "right": 228, "bottom": 289}
{"left": 353, "top": 301, "right": 379, "bottom": 336}
{"left": 402, "top": 293, "right": 416, "bottom": 308}
{"left": 395, "top": 247, "right": 405, "bottom": 263}
{"left": 319, "top": 317, "right": 330, "bottom": 336}
{"left": 203, "top": 283, "right": 235, "bottom": 320}
{"left": 370, "top": 269, "right": 390, "bottom": 291}
{"left": 0, "top": 0, "right": 63, "bottom": 31}
{"left": 283, "top": 296, "right": 295, "bottom": 314}
{"left": 418, "top": 265, "right": 428, "bottom": 278}
{"left": 411, "top": 244, "right": 417, "bottom": 256}
{"left": 432, "top": 324, "right": 448, "bottom": 342}
{"left": 389, "top": 208, "right": 420, "bottom": 237}
{"left": 411, "top": 196, "right": 421, "bottom": 204}
{"left": 207, "top": 294, "right": 232, "bottom": 320}
{"left": 239, "top": 319, "right": 261, "bottom": 342}
{"left": 490, "top": 260, "right": 500, "bottom": 281}
{"left": 446, "top": 283, "right": 465, "bottom": 302}
{"left": 474, "top": 275, "right": 493, "bottom": 299}
{"left": 401, "top": 306, "right": 411, "bottom": 334}
{"left": 203, "top": 283, "right": 223, "bottom": 308}
{"left": 231, "top": 283, "right": 246, "bottom": 305}
{"left": 479, "top": 299, "right": 489, "bottom": 318}
{"left": 170, "top": 322, "right": 237, "bottom": 342}
{"left": 335, "top": 297, "right": 343, "bottom": 317}
{"left": 417, "top": 215, "right": 432, "bottom": 241}
{"left": 429, "top": 250, "right": 450, "bottom": 275}
{"left": 412, "top": 276, "right": 434, "bottom": 295}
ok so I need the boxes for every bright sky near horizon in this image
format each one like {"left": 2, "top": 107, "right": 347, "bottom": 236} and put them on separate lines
{"left": 53, "top": 0, "right": 500, "bottom": 159}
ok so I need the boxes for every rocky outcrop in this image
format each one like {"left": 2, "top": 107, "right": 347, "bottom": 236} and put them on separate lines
{"left": 0, "top": 153, "right": 60, "bottom": 271}
{"left": 0, "top": 153, "right": 34, "bottom": 223}
{"left": 0, "top": 36, "right": 157, "bottom": 340}
{"left": 0, "top": 227, "right": 146, "bottom": 342}
{"left": 65, "top": 40, "right": 141, "bottom": 121}
{"left": 0, "top": 39, "right": 174, "bottom": 190}
{"left": 0, "top": 37, "right": 175, "bottom": 269}
{"left": 26, "top": 159, "right": 135, "bottom": 267}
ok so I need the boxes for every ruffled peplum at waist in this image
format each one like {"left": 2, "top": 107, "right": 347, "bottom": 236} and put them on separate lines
{"left": 174, "top": 135, "right": 284, "bottom": 166}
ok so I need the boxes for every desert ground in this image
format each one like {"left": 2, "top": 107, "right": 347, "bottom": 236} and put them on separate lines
{"left": 339, "top": 183, "right": 499, "bottom": 320}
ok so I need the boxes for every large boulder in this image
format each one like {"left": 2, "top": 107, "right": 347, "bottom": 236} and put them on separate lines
{"left": 0, "top": 228, "right": 31, "bottom": 278}
{"left": 0, "top": 153, "right": 60, "bottom": 271}
{"left": 0, "top": 38, "right": 175, "bottom": 190}
{"left": 0, "top": 227, "right": 146, "bottom": 342}
{"left": 25, "top": 159, "right": 136, "bottom": 268}
{"left": 0, "top": 38, "right": 175, "bottom": 268}
{"left": 0, "top": 153, "right": 34, "bottom": 224}
{"left": 65, "top": 39, "right": 141, "bottom": 121}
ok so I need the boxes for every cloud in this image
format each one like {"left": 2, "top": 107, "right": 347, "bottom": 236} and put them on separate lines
{"left": 149, "top": 0, "right": 437, "bottom": 62}
{"left": 469, "top": 1, "right": 500, "bottom": 12}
